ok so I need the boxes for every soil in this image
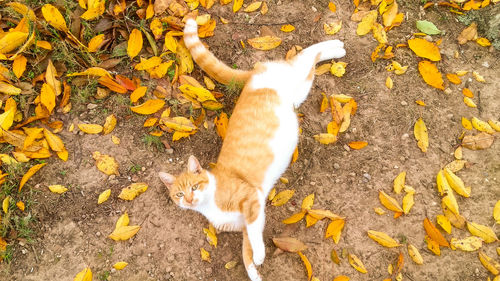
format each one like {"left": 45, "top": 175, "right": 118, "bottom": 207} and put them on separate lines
{"left": 1, "top": 0, "right": 499, "bottom": 281}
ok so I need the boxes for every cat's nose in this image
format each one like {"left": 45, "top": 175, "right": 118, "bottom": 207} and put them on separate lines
{"left": 184, "top": 194, "right": 193, "bottom": 204}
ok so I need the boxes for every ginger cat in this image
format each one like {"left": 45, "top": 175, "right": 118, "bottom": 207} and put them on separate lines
{"left": 159, "top": 16, "right": 345, "bottom": 281}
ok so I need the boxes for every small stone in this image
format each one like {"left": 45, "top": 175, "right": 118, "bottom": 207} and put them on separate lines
{"left": 311, "top": 6, "right": 317, "bottom": 12}
{"left": 343, "top": 144, "right": 350, "bottom": 151}
{"left": 399, "top": 156, "right": 405, "bottom": 161}
{"left": 446, "top": 114, "right": 453, "bottom": 119}
{"left": 166, "top": 149, "right": 174, "bottom": 154}
{"left": 141, "top": 167, "right": 146, "bottom": 171}
{"left": 444, "top": 88, "right": 452, "bottom": 95}
{"left": 87, "top": 103, "right": 98, "bottom": 110}
{"left": 482, "top": 61, "right": 489, "bottom": 68}
{"left": 363, "top": 173, "right": 371, "bottom": 180}
{"left": 109, "top": 175, "right": 116, "bottom": 180}
{"left": 111, "top": 268, "right": 116, "bottom": 274}
{"left": 401, "top": 101, "right": 408, "bottom": 106}
{"left": 333, "top": 163, "right": 340, "bottom": 169}
{"left": 96, "top": 232, "right": 101, "bottom": 237}
{"left": 21, "top": 249, "right": 27, "bottom": 254}
{"left": 401, "top": 133, "right": 409, "bottom": 139}
{"left": 310, "top": 182, "right": 316, "bottom": 186}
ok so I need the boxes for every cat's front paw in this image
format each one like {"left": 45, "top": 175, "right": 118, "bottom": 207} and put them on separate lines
{"left": 252, "top": 245, "right": 266, "bottom": 266}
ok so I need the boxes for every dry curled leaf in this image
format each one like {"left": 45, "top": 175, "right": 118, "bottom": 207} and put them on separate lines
{"left": 92, "top": 151, "right": 119, "bottom": 176}
{"left": 19, "top": 163, "right": 47, "bottom": 192}
{"left": 348, "top": 253, "right": 367, "bottom": 274}
{"left": 325, "top": 219, "right": 345, "bottom": 244}
{"left": 272, "top": 237, "right": 308, "bottom": 252}
{"left": 407, "top": 244, "right": 423, "bottom": 265}
{"left": 462, "top": 132, "right": 494, "bottom": 150}
{"left": 298, "top": 251, "right": 312, "bottom": 281}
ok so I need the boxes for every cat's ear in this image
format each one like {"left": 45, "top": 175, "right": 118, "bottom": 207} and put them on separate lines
{"left": 158, "top": 172, "right": 176, "bottom": 189}
{"left": 187, "top": 155, "right": 202, "bottom": 174}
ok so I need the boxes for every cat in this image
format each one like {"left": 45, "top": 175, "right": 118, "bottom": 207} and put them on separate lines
{"left": 159, "top": 15, "right": 345, "bottom": 281}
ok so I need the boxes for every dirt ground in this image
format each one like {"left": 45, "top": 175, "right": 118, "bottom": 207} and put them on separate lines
{"left": 1, "top": 0, "right": 499, "bottom": 280}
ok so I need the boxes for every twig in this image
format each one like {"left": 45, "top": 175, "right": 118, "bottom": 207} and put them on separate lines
{"left": 31, "top": 244, "right": 39, "bottom": 264}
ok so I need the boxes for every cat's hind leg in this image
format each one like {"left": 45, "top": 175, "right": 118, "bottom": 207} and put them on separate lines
{"left": 243, "top": 199, "right": 266, "bottom": 266}
{"left": 242, "top": 229, "right": 262, "bottom": 281}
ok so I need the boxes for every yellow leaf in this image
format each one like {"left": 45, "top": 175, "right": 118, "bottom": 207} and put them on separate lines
{"left": 463, "top": 96, "right": 477, "bottom": 108}
{"left": 214, "top": 113, "right": 228, "bottom": 139}
{"left": 436, "top": 214, "right": 452, "bottom": 234}
{"left": 472, "top": 71, "right": 486, "bottom": 82}
{"left": 130, "top": 99, "right": 165, "bottom": 115}
{"left": 319, "top": 92, "right": 329, "bottom": 112}
{"left": 478, "top": 251, "right": 500, "bottom": 275}
{"left": 97, "top": 189, "right": 111, "bottom": 204}
{"left": 385, "top": 76, "right": 393, "bottom": 89}
{"left": 150, "top": 18, "right": 163, "bottom": 40}
{"left": 272, "top": 190, "right": 295, "bottom": 206}
{"left": 179, "top": 84, "right": 216, "bottom": 102}
{"left": 36, "top": 41, "right": 52, "bottom": 50}
{"left": 203, "top": 225, "right": 218, "bottom": 247}
{"left": 316, "top": 64, "right": 332, "bottom": 75}
{"left": 283, "top": 211, "right": 306, "bottom": 224}
{"left": 451, "top": 236, "right": 483, "bottom": 251}
{"left": 281, "top": 24, "right": 296, "bottom": 33}
{"left": 307, "top": 209, "right": 343, "bottom": 220}
{"left": 203, "top": 76, "right": 216, "bottom": 90}
{"left": 260, "top": 2, "right": 268, "bottom": 14}
{"left": 476, "top": 37, "right": 491, "bottom": 47}
{"left": 0, "top": 108, "right": 15, "bottom": 132}
{"left": 78, "top": 124, "right": 103, "bottom": 134}
{"left": 314, "top": 133, "right": 337, "bottom": 145}
{"left": 298, "top": 251, "right": 312, "bottom": 281}
{"left": 244, "top": 1, "right": 263, "bottom": 12}
{"left": 444, "top": 159, "right": 467, "bottom": 173}
{"left": 73, "top": 267, "right": 92, "bottom": 281}
{"left": 467, "top": 222, "right": 498, "bottom": 243}
{"left": 16, "top": 201, "right": 25, "bottom": 211}
{"left": 393, "top": 171, "right": 406, "bottom": 194}
{"left": 372, "top": 23, "right": 388, "bottom": 44}
{"left": 88, "top": 34, "right": 105, "bottom": 52}
{"left": 423, "top": 218, "right": 449, "bottom": 247}
{"left": 374, "top": 207, "right": 386, "bottom": 215}
{"left": 407, "top": 244, "right": 423, "bottom": 265}
{"left": 7, "top": 3, "right": 36, "bottom": 21}
{"left": 111, "top": 135, "right": 120, "bottom": 145}
{"left": 118, "top": 183, "right": 148, "bottom": 200}
{"left": 163, "top": 33, "right": 178, "bottom": 53}
{"left": 198, "top": 19, "right": 216, "bottom": 38}
{"left": 333, "top": 276, "right": 349, "bottom": 281}
{"left": 135, "top": 56, "right": 162, "bottom": 70}
{"left": 113, "top": 261, "right": 128, "bottom": 270}
{"left": 382, "top": 1, "right": 398, "bottom": 26}
{"left": 446, "top": 73, "right": 462, "bottom": 84}
{"left": 67, "top": 67, "right": 111, "bottom": 77}
{"left": 471, "top": 117, "right": 495, "bottom": 133}
{"left": 200, "top": 247, "right": 211, "bottom": 262}
{"left": 102, "top": 114, "right": 117, "bottom": 135}
{"left": 2, "top": 196, "right": 9, "bottom": 213}
{"left": 171, "top": 131, "right": 192, "bottom": 142}
{"left": 43, "top": 128, "right": 65, "bottom": 152}
{"left": 323, "top": 21, "right": 342, "bottom": 35}
{"left": 45, "top": 60, "right": 61, "bottom": 96}
{"left": 330, "top": 61, "right": 347, "bottom": 77}
{"left": 81, "top": 0, "right": 106, "bottom": 20}
{"left": 367, "top": 230, "right": 400, "bottom": 247}
{"left": 461, "top": 117, "right": 473, "bottom": 130}
{"left": 0, "top": 82, "right": 22, "bottom": 96}
{"left": 0, "top": 31, "right": 28, "bottom": 54}
{"left": 378, "top": 190, "right": 403, "bottom": 212}
{"left": 41, "top": 83, "right": 56, "bottom": 114}
{"left": 130, "top": 86, "right": 148, "bottom": 103}
{"left": 408, "top": 38, "right": 441, "bottom": 61}
{"left": 127, "top": 29, "right": 143, "bottom": 59}
{"left": 19, "top": 163, "right": 47, "bottom": 192}
{"left": 356, "top": 10, "right": 377, "bottom": 36}
{"left": 325, "top": 219, "right": 345, "bottom": 243}
{"left": 161, "top": 116, "right": 196, "bottom": 132}
{"left": 268, "top": 187, "right": 276, "bottom": 201}
{"left": 233, "top": 0, "right": 243, "bottom": 12}
{"left": 48, "top": 184, "right": 68, "bottom": 194}
{"left": 109, "top": 225, "right": 140, "bottom": 241}
{"left": 41, "top": 4, "right": 68, "bottom": 32}
{"left": 328, "top": 2, "right": 337, "bottom": 12}
{"left": 494, "top": 200, "right": 500, "bottom": 224}
{"left": 418, "top": 60, "right": 444, "bottom": 90}
{"left": 443, "top": 168, "right": 470, "bottom": 197}
{"left": 301, "top": 194, "right": 314, "bottom": 210}
{"left": 488, "top": 120, "right": 500, "bottom": 132}
{"left": 115, "top": 212, "right": 130, "bottom": 229}
{"left": 348, "top": 253, "right": 368, "bottom": 273}
{"left": 12, "top": 55, "right": 27, "bottom": 78}
{"left": 402, "top": 192, "right": 414, "bottom": 214}
{"left": 414, "top": 117, "right": 428, "bottom": 153}
{"left": 92, "top": 151, "right": 119, "bottom": 176}
{"left": 247, "top": 36, "right": 282, "bottom": 50}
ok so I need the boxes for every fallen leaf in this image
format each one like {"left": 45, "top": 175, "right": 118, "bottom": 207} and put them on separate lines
{"left": 109, "top": 225, "right": 140, "bottom": 241}
{"left": 98, "top": 189, "right": 111, "bottom": 204}
{"left": 472, "top": 71, "right": 486, "bottom": 82}
{"left": 41, "top": 4, "right": 68, "bottom": 32}
{"left": 161, "top": 116, "right": 196, "bottom": 132}
{"left": 225, "top": 261, "right": 237, "bottom": 269}
{"left": 414, "top": 117, "right": 429, "bottom": 152}
{"left": 98, "top": 76, "right": 128, "bottom": 93}
{"left": 127, "top": 29, "right": 143, "bottom": 59}
{"left": 402, "top": 192, "right": 414, "bottom": 214}
{"left": 348, "top": 253, "right": 368, "bottom": 273}
{"left": 113, "top": 261, "right": 128, "bottom": 270}
{"left": 423, "top": 218, "right": 449, "bottom": 247}
{"left": 416, "top": 20, "right": 441, "bottom": 35}
{"left": 446, "top": 73, "right": 462, "bottom": 84}
{"left": 273, "top": 237, "right": 308, "bottom": 252}
{"left": 356, "top": 10, "right": 377, "bottom": 36}
{"left": 462, "top": 117, "right": 473, "bottom": 130}
{"left": 203, "top": 225, "right": 218, "bottom": 247}
{"left": 247, "top": 36, "right": 282, "bottom": 50}
{"left": 298, "top": 251, "right": 312, "bottom": 281}
{"left": 436, "top": 214, "right": 452, "bottom": 234}
{"left": 379, "top": 190, "right": 403, "bottom": 212}
{"left": 478, "top": 251, "right": 500, "bottom": 275}
{"left": 48, "top": 184, "right": 67, "bottom": 194}
{"left": 13, "top": 55, "right": 27, "bottom": 78}
{"left": 444, "top": 160, "right": 467, "bottom": 173}
{"left": 385, "top": 76, "right": 393, "bottom": 89}
{"left": 393, "top": 171, "right": 406, "bottom": 194}
{"left": 78, "top": 124, "right": 103, "bottom": 134}
{"left": 451, "top": 236, "right": 483, "bottom": 251}
{"left": 73, "top": 267, "right": 92, "bottom": 281}
{"left": 407, "top": 244, "right": 423, "bottom": 265}
{"left": 494, "top": 200, "right": 500, "bottom": 224}
{"left": 118, "top": 183, "right": 148, "bottom": 200}
{"left": 324, "top": 21, "right": 342, "bottom": 35}
{"left": 471, "top": 117, "right": 495, "bottom": 134}
{"left": 307, "top": 209, "right": 343, "bottom": 220}
{"left": 325, "top": 219, "right": 345, "bottom": 243}
{"left": 330, "top": 61, "right": 347, "bottom": 77}
{"left": 19, "top": 163, "right": 47, "bottom": 192}
{"left": 130, "top": 99, "right": 165, "bottom": 115}
{"left": 458, "top": 23, "right": 477, "bottom": 44}
{"left": 40, "top": 83, "right": 56, "bottom": 113}
{"left": 16, "top": 201, "right": 25, "bottom": 211}
{"left": 301, "top": 194, "right": 314, "bottom": 210}
{"left": 426, "top": 236, "right": 441, "bottom": 256}
{"left": 244, "top": 1, "right": 262, "bottom": 12}
{"left": 272, "top": 190, "right": 295, "bottom": 206}
{"left": 88, "top": 34, "right": 105, "bottom": 52}
{"left": 367, "top": 230, "right": 400, "bottom": 247}
{"left": 314, "top": 133, "right": 337, "bottom": 144}
{"left": 467, "top": 222, "right": 498, "bottom": 243}
{"left": 2, "top": 196, "right": 9, "bottom": 213}
{"left": 488, "top": 120, "right": 500, "bottom": 132}
{"left": 462, "top": 132, "right": 494, "bottom": 150}
{"left": 418, "top": 60, "right": 444, "bottom": 90}
{"left": 281, "top": 24, "right": 296, "bottom": 33}
{"left": 92, "top": 151, "right": 119, "bottom": 175}
{"left": 463, "top": 97, "right": 477, "bottom": 108}
{"left": 443, "top": 168, "right": 470, "bottom": 197}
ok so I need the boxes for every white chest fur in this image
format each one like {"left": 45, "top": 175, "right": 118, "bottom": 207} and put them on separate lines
{"left": 193, "top": 173, "right": 245, "bottom": 231}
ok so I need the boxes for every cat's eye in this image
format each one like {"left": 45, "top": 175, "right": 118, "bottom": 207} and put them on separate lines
{"left": 192, "top": 184, "right": 199, "bottom": 191}
{"left": 175, "top": 192, "right": 184, "bottom": 198}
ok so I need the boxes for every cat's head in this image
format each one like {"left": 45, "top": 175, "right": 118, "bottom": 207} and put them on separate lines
{"left": 158, "top": 155, "right": 210, "bottom": 209}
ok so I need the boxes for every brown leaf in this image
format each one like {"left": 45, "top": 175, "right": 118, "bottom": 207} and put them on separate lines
{"left": 462, "top": 132, "right": 494, "bottom": 150}
{"left": 458, "top": 23, "right": 477, "bottom": 44}
{"left": 272, "top": 237, "right": 308, "bottom": 252}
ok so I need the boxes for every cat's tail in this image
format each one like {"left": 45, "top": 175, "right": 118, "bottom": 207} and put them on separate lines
{"left": 183, "top": 17, "right": 252, "bottom": 85}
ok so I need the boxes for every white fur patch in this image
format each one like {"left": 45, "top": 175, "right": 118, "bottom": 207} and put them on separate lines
{"left": 246, "top": 263, "right": 262, "bottom": 281}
